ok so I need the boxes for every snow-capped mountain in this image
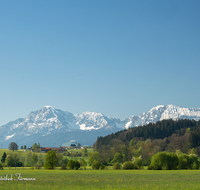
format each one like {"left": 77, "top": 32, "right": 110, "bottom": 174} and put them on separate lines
{"left": 76, "top": 111, "right": 124, "bottom": 130}
{"left": 124, "top": 105, "right": 200, "bottom": 128}
{"left": 0, "top": 105, "right": 200, "bottom": 148}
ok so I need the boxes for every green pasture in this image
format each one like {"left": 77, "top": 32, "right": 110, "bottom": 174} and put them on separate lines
{"left": 0, "top": 149, "right": 46, "bottom": 166}
{"left": 0, "top": 149, "right": 45, "bottom": 157}
{"left": 0, "top": 149, "right": 13, "bottom": 155}
{"left": 67, "top": 147, "right": 93, "bottom": 153}
{"left": 65, "top": 147, "right": 93, "bottom": 163}
{"left": 0, "top": 148, "right": 92, "bottom": 166}
{"left": 0, "top": 170, "right": 200, "bottom": 190}
{"left": 64, "top": 156, "right": 89, "bottom": 164}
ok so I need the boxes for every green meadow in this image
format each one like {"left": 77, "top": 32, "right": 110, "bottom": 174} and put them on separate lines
{"left": 0, "top": 170, "right": 200, "bottom": 190}
{"left": 1, "top": 148, "right": 200, "bottom": 189}
{"left": 0, "top": 148, "right": 91, "bottom": 165}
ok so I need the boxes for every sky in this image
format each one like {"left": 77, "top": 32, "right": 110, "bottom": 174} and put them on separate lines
{"left": 0, "top": 0, "right": 200, "bottom": 126}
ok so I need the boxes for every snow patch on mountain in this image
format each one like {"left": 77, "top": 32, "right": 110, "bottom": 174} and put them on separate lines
{"left": 5, "top": 134, "right": 15, "bottom": 140}
{"left": 76, "top": 111, "right": 115, "bottom": 130}
{"left": 125, "top": 120, "right": 132, "bottom": 129}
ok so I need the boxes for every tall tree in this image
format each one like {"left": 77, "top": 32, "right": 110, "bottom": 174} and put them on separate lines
{"left": 38, "top": 154, "right": 44, "bottom": 166}
{"left": 1, "top": 152, "right": 6, "bottom": 163}
{"left": 9, "top": 142, "right": 18, "bottom": 151}
{"left": 56, "top": 151, "right": 63, "bottom": 166}
{"left": 88, "top": 151, "right": 100, "bottom": 165}
{"left": 32, "top": 143, "right": 41, "bottom": 152}
{"left": 44, "top": 150, "right": 58, "bottom": 169}
{"left": 112, "top": 152, "right": 123, "bottom": 163}
{"left": 27, "top": 152, "right": 32, "bottom": 166}
{"left": 81, "top": 147, "right": 88, "bottom": 157}
{"left": 32, "top": 153, "right": 38, "bottom": 166}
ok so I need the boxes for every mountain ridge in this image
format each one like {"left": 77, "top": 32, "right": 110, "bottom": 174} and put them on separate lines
{"left": 0, "top": 105, "right": 200, "bottom": 148}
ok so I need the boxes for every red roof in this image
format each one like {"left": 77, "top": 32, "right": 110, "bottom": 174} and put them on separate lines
{"left": 41, "top": 147, "right": 51, "bottom": 150}
{"left": 54, "top": 148, "right": 61, "bottom": 150}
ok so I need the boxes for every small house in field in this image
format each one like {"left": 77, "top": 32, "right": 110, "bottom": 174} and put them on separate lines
{"left": 70, "top": 143, "right": 76, "bottom": 147}
{"left": 60, "top": 146, "right": 68, "bottom": 150}
{"left": 70, "top": 144, "right": 81, "bottom": 149}
{"left": 40, "top": 147, "right": 52, "bottom": 153}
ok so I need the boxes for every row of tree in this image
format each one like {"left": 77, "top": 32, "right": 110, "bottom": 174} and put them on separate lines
{"left": 40, "top": 150, "right": 87, "bottom": 170}
{"left": 148, "top": 152, "right": 199, "bottom": 170}
{"left": 1, "top": 148, "right": 199, "bottom": 170}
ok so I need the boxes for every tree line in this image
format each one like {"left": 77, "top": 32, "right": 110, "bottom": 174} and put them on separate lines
{"left": 94, "top": 119, "right": 200, "bottom": 166}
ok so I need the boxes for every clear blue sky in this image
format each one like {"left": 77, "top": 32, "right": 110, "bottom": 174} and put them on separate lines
{"left": 0, "top": 0, "right": 200, "bottom": 126}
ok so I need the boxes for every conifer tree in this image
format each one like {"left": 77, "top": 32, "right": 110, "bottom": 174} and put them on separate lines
{"left": 1, "top": 152, "right": 6, "bottom": 163}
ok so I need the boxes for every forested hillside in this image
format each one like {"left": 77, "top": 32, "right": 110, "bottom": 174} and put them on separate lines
{"left": 94, "top": 119, "right": 200, "bottom": 165}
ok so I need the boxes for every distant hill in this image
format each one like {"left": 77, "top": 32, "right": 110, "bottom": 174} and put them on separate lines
{"left": 95, "top": 119, "right": 200, "bottom": 148}
{"left": 94, "top": 119, "right": 200, "bottom": 164}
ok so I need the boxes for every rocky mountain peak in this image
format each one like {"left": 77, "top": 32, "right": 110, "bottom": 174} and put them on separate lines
{"left": 1, "top": 105, "right": 200, "bottom": 147}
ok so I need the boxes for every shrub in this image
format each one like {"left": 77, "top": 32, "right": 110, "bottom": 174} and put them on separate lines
{"left": 100, "top": 164, "right": 105, "bottom": 170}
{"left": 150, "top": 152, "right": 167, "bottom": 170}
{"left": 60, "top": 164, "right": 67, "bottom": 170}
{"left": 177, "top": 153, "right": 198, "bottom": 169}
{"left": 92, "top": 161, "right": 102, "bottom": 170}
{"left": 35, "top": 163, "right": 42, "bottom": 170}
{"left": 178, "top": 154, "right": 190, "bottom": 169}
{"left": 113, "top": 162, "right": 121, "bottom": 170}
{"left": 149, "top": 152, "right": 178, "bottom": 170}
{"left": 67, "top": 160, "right": 80, "bottom": 170}
{"left": 148, "top": 164, "right": 154, "bottom": 170}
{"left": 74, "top": 160, "right": 81, "bottom": 170}
{"left": 165, "top": 153, "right": 178, "bottom": 170}
{"left": 122, "top": 161, "right": 137, "bottom": 170}
{"left": 133, "top": 158, "right": 143, "bottom": 169}
{"left": 67, "top": 160, "right": 75, "bottom": 169}
{"left": 189, "top": 154, "right": 199, "bottom": 169}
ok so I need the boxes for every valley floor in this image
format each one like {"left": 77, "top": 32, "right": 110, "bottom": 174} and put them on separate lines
{"left": 0, "top": 170, "right": 200, "bottom": 190}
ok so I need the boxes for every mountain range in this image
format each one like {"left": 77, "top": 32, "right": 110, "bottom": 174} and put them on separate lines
{"left": 0, "top": 105, "right": 200, "bottom": 148}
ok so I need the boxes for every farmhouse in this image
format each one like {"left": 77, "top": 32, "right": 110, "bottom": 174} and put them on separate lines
{"left": 53, "top": 147, "right": 67, "bottom": 153}
{"left": 40, "top": 147, "right": 67, "bottom": 153}
{"left": 40, "top": 147, "right": 52, "bottom": 153}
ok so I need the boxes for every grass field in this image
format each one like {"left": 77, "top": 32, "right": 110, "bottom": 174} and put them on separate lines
{"left": 67, "top": 148, "right": 93, "bottom": 153}
{"left": 0, "top": 170, "right": 200, "bottom": 190}
{"left": 1, "top": 149, "right": 200, "bottom": 189}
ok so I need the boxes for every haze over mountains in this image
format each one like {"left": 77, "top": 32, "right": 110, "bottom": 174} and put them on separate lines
{"left": 0, "top": 105, "right": 200, "bottom": 148}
